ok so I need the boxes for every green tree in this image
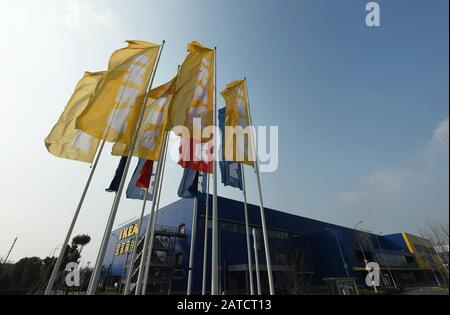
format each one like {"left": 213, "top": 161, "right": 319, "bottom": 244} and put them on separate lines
{"left": 10, "top": 257, "right": 44, "bottom": 291}
{"left": 72, "top": 234, "right": 91, "bottom": 254}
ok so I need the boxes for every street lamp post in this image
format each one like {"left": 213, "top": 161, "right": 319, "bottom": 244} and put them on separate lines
{"left": 326, "top": 228, "right": 350, "bottom": 278}
{"left": 354, "top": 221, "right": 368, "bottom": 265}
{"left": 362, "top": 229, "right": 384, "bottom": 288}
{"left": 49, "top": 244, "right": 64, "bottom": 258}
{"left": 106, "top": 233, "right": 120, "bottom": 290}
{"left": 354, "top": 221, "right": 377, "bottom": 293}
{"left": 376, "top": 233, "right": 397, "bottom": 289}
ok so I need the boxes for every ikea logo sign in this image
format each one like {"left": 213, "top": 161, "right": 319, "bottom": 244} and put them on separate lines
{"left": 119, "top": 224, "right": 139, "bottom": 240}
{"left": 115, "top": 224, "right": 140, "bottom": 257}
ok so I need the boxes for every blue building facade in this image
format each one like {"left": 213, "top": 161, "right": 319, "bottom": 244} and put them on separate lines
{"left": 102, "top": 196, "right": 443, "bottom": 294}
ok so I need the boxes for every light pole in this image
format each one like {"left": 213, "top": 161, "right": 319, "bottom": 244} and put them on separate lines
{"left": 326, "top": 228, "right": 350, "bottom": 278}
{"left": 252, "top": 229, "right": 262, "bottom": 295}
{"left": 354, "top": 221, "right": 377, "bottom": 293}
{"left": 107, "top": 233, "right": 120, "bottom": 289}
{"left": 376, "top": 233, "right": 397, "bottom": 288}
{"left": 354, "top": 221, "right": 368, "bottom": 265}
{"left": 49, "top": 244, "right": 64, "bottom": 258}
{"left": 362, "top": 229, "right": 384, "bottom": 288}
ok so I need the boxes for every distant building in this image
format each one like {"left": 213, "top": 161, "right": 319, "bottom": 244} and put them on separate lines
{"left": 102, "top": 196, "right": 447, "bottom": 294}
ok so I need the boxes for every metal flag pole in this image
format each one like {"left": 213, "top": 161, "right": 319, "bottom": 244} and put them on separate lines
{"left": 135, "top": 132, "right": 169, "bottom": 295}
{"left": 201, "top": 175, "right": 210, "bottom": 295}
{"left": 87, "top": 41, "right": 165, "bottom": 295}
{"left": 141, "top": 132, "right": 169, "bottom": 295}
{"left": 123, "top": 180, "right": 151, "bottom": 295}
{"left": 135, "top": 65, "right": 181, "bottom": 295}
{"left": 211, "top": 47, "right": 219, "bottom": 295}
{"left": 244, "top": 78, "right": 275, "bottom": 295}
{"left": 252, "top": 228, "right": 262, "bottom": 295}
{"left": 241, "top": 165, "right": 255, "bottom": 295}
{"left": 45, "top": 140, "right": 106, "bottom": 295}
{"left": 187, "top": 187, "right": 199, "bottom": 295}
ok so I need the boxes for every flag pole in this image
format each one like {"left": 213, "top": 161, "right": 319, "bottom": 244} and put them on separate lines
{"left": 134, "top": 132, "right": 169, "bottom": 295}
{"left": 45, "top": 139, "right": 106, "bottom": 295}
{"left": 187, "top": 189, "right": 199, "bottom": 295}
{"left": 211, "top": 47, "right": 219, "bottom": 295}
{"left": 241, "top": 165, "right": 255, "bottom": 295}
{"left": 244, "top": 78, "right": 275, "bottom": 295}
{"left": 141, "top": 132, "right": 169, "bottom": 295}
{"left": 136, "top": 64, "right": 180, "bottom": 296}
{"left": 252, "top": 228, "right": 262, "bottom": 295}
{"left": 123, "top": 180, "right": 151, "bottom": 295}
{"left": 201, "top": 175, "right": 210, "bottom": 295}
{"left": 87, "top": 41, "right": 165, "bottom": 295}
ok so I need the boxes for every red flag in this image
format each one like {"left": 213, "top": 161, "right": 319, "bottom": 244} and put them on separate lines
{"left": 179, "top": 137, "right": 213, "bottom": 174}
{"left": 136, "top": 160, "right": 154, "bottom": 189}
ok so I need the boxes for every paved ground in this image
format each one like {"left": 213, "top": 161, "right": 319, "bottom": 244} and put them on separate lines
{"left": 402, "top": 286, "right": 449, "bottom": 295}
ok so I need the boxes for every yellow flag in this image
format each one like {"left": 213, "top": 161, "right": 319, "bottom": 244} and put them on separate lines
{"left": 45, "top": 71, "right": 105, "bottom": 163}
{"left": 221, "top": 80, "right": 255, "bottom": 166}
{"left": 111, "top": 77, "right": 177, "bottom": 161}
{"left": 76, "top": 40, "right": 160, "bottom": 144}
{"left": 169, "top": 42, "right": 214, "bottom": 137}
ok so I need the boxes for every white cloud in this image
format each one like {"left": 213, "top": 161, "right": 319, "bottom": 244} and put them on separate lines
{"left": 339, "top": 118, "right": 449, "bottom": 233}
{"left": 0, "top": 1, "right": 116, "bottom": 30}
{"left": 339, "top": 169, "right": 417, "bottom": 204}
{"left": 433, "top": 117, "right": 449, "bottom": 145}
{"left": 65, "top": 1, "right": 115, "bottom": 28}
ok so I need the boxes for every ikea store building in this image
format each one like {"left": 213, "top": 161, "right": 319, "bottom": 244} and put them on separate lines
{"left": 101, "top": 196, "right": 447, "bottom": 295}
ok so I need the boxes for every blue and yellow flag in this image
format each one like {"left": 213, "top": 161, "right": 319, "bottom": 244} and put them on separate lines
{"left": 178, "top": 169, "right": 207, "bottom": 199}
{"left": 219, "top": 108, "right": 243, "bottom": 190}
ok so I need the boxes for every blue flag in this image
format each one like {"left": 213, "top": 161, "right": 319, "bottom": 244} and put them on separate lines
{"left": 106, "top": 157, "right": 128, "bottom": 193}
{"left": 218, "top": 108, "right": 243, "bottom": 190}
{"left": 178, "top": 169, "right": 207, "bottom": 199}
{"left": 126, "top": 159, "right": 156, "bottom": 201}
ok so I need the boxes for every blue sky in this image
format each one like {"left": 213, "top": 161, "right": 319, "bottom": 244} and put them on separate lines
{"left": 0, "top": 0, "right": 448, "bottom": 263}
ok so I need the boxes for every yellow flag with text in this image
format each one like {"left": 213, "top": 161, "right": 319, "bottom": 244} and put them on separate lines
{"left": 112, "top": 77, "right": 177, "bottom": 161}
{"left": 169, "top": 42, "right": 214, "bottom": 136}
{"left": 76, "top": 41, "right": 160, "bottom": 144}
{"left": 221, "top": 80, "right": 255, "bottom": 167}
{"left": 45, "top": 71, "right": 105, "bottom": 163}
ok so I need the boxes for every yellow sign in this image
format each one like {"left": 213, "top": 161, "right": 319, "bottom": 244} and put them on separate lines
{"left": 115, "top": 239, "right": 136, "bottom": 257}
{"left": 119, "top": 224, "right": 139, "bottom": 241}
{"left": 114, "top": 223, "right": 139, "bottom": 256}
